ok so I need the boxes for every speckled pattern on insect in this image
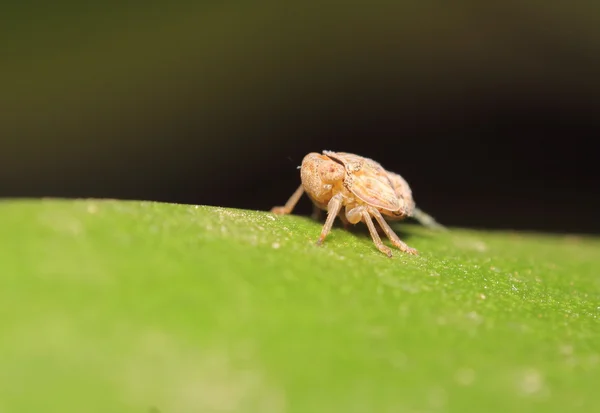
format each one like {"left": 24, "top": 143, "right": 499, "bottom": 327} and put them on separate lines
{"left": 271, "top": 151, "right": 445, "bottom": 257}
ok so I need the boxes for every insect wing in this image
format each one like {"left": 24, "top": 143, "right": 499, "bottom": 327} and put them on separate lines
{"left": 325, "top": 152, "right": 401, "bottom": 211}
{"left": 386, "top": 171, "right": 416, "bottom": 216}
{"left": 351, "top": 160, "right": 401, "bottom": 210}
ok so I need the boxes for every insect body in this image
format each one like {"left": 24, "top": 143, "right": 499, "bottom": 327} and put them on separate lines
{"left": 271, "top": 151, "right": 445, "bottom": 257}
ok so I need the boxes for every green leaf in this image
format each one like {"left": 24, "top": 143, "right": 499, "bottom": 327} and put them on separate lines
{"left": 1, "top": 199, "right": 599, "bottom": 413}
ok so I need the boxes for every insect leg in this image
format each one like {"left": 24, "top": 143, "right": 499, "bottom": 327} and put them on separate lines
{"left": 361, "top": 209, "right": 393, "bottom": 257}
{"left": 411, "top": 207, "right": 447, "bottom": 231}
{"left": 311, "top": 204, "right": 323, "bottom": 221}
{"left": 316, "top": 194, "right": 343, "bottom": 245}
{"left": 344, "top": 205, "right": 363, "bottom": 224}
{"left": 370, "top": 208, "right": 418, "bottom": 255}
{"left": 271, "top": 185, "right": 304, "bottom": 215}
{"left": 338, "top": 213, "right": 352, "bottom": 230}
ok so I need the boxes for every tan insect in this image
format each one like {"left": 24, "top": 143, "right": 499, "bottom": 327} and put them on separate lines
{"left": 271, "top": 150, "right": 445, "bottom": 257}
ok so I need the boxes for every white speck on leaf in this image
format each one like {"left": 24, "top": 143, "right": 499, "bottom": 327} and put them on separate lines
{"left": 390, "top": 353, "right": 407, "bottom": 369}
{"left": 428, "top": 386, "right": 447, "bottom": 408}
{"left": 517, "top": 368, "right": 547, "bottom": 397}
{"left": 466, "top": 311, "right": 483, "bottom": 325}
{"left": 559, "top": 344, "right": 574, "bottom": 356}
{"left": 473, "top": 241, "right": 488, "bottom": 252}
{"left": 454, "top": 368, "right": 476, "bottom": 386}
{"left": 122, "top": 330, "right": 287, "bottom": 412}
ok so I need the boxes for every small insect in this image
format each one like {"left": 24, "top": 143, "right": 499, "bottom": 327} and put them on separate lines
{"left": 271, "top": 151, "right": 445, "bottom": 257}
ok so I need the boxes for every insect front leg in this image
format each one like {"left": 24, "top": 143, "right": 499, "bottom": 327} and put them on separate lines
{"left": 344, "top": 205, "right": 363, "bottom": 224}
{"left": 370, "top": 208, "right": 418, "bottom": 255}
{"left": 316, "top": 193, "right": 343, "bottom": 245}
{"left": 359, "top": 208, "right": 393, "bottom": 258}
{"left": 271, "top": 185, "right": 304, "bottom": 215}
{"left": 313, "top": 203, "right": 351, "bottom": 228}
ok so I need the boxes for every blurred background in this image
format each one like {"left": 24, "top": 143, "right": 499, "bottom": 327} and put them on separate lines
{"left": 1, "top": 1, "right": 599, "bottom": 234}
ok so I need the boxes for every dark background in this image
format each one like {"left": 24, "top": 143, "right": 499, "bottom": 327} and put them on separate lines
{"left": 1, "top": 2, "right": 599, "bottom": 234}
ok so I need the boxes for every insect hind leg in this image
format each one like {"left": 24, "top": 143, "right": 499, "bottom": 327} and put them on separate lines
{"left": 361, "top": 209, "right": 393, "bottom": 257}
{"left": 370, "top": 208, "right": 418, "bottom": 255}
